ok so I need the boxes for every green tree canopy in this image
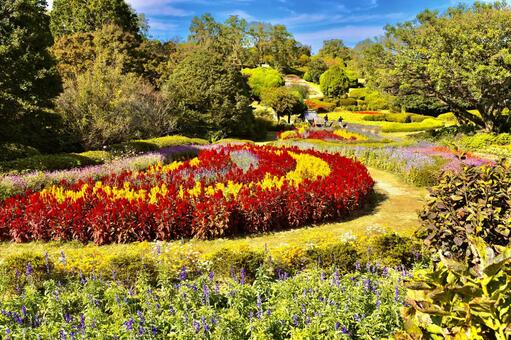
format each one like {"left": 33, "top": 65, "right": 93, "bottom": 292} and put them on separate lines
{"left": 0, "top": 0, "right": 61, "bottom": 143}
{"left": 50, "top": 0, "right": 141, "bottom": 37}
{"left": 241, "top": 67, "right": 284, "bottom": 98}
{"left": 318, "top": 39, "right": 351, "bottom": 62}
{"left": 261, "top": 87, "right": 306, "bottom": 123}
{"left": 319, "top": 66, "right": 350, "bottom": 98}
{"left": 383, "top": 2, "right": 511, "bottom": 132}
{"left": 164, "top": 48, "right": 255, "bottom": 139}
{"left": 304, "top": 58, "right": 328, "bottom": 84}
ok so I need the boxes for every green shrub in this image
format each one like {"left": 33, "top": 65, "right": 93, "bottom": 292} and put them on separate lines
{"left": 0, "top": 153, "right": 102, "bottom": 173}
{"left": 210, "top": 248, "right": 265, "bottom": 281}
{"left": 403, "top": 239, "right": 511, "bottom": 339}
{"left": 57, "top": 60, "right": 175, "bottom": 150}
{"left": 109, "top": 254, "right": 157, "bottom": 285}
{"left": 381, "top": 119, "right": 443, "bottom": 132}
{"left": 305, "top": 242, "right": 359, "bottom": 272}
{"left": 366, "top": 233, "right": 420, "bottom": 267}
{"left": 77, "top": 150, "right": 112, "bottom": 163}
{"left": 319, "top": 66, "right": 350, "bottom": 98}
{"left": 348, "top": 88, "right": 368, "bottom": 99}
{"left": 416, "top": 162, "right": 511, "bottom": 261}
{"left": 0, "top": 143, "right": 40, "bottom": 162}
{"left": 241, "top": 67, "right": 284, "bottom": 97}
{"left": 338, "top": 98, "right": 358, "bottom": 107}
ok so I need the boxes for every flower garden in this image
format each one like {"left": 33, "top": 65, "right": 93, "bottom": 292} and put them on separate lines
{"left": 0, "top": 145, "right": 374, "bottom": 244}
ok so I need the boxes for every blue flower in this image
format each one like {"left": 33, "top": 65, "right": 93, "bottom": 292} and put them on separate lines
{"left": 179, "top": 265, "right": 187, "bottom": 281}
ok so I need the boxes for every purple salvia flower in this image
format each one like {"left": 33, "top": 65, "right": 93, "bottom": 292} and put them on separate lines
{"left": 193, "top": 319, "right": 201, "bottom": 333}
{"left": 240, "top": 268, "right": 246, "bottom": 285}
{"left": 293, "top": 315, "right": 299, "bottom": 327}
{"left": 179, "top": 265, "right": 187, "bottom": 281}
{"left": 26, "top": 263, "right": 33, "bottom": 276}
{"left": 44, "top": 252, "right": 50, "bottom": 273}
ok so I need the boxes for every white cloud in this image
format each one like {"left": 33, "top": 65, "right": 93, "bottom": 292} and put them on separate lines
{"left": 295, "top": 25, "right": 384, "bottom": 50}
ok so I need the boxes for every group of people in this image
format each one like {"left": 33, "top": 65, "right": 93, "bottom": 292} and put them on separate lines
{"left": 300, "top": 111, "right": 346, "bottom": 128}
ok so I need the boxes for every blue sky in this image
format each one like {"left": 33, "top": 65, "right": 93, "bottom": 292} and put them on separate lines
{"left": 48, "top": 0, "right": 498, "bottom": 52}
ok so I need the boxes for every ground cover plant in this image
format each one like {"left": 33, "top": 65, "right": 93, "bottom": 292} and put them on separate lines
{"left": 0, "top": 145, "right": 374, "bottom": 244}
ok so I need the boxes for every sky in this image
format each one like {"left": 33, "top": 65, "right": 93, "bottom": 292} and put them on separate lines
{"left": 47, "top": 0, "right": 498, "bottom": 52}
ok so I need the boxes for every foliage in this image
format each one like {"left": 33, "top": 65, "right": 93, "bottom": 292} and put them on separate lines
{"left": 56, "top": 58, "right": 174, "bottom": 150}
{"left": 0, "top": 0, "right": 62, "bottom": 145}
{"left": 164, "top": 49, "right": 255, "bottom": 139}
{"left": 241, "top": 67, "right": 284, "bottom": 98}
{"left": 261, "top": 87, "right": 306, "bottom": 123}
{"left": 0, "top": 145, "right": 374, "bottom": 244}
{"left": 383, "top": 3, "right": 511, "bottom": 132}
{"left": 403, "top": 238, "right": 511, "bottom": 339}
{"left": 305, "top": 58, "right": 328, "bottom": 84}
{"left": 338, "top": 98, "right": 358, "bottom": 108}
{"left": 416, "top": 161, "right": 511, "bottom": 261}
{"left": 52, "top": 24, "right": 140, "bottom": 81}
{"left": 318, "top": 39, "right": 351, "bottom": 62}
{"left": 319, "top": 66, "right": 350, "bottom": 98}
{"left": 50, "top": 0, "right": 141, "bottom": 37}
{"left": 0, "top": 143, "right": 40, "bottom": 162}
{"left": 0, "top": 153, "right": 103, "bottom": 174}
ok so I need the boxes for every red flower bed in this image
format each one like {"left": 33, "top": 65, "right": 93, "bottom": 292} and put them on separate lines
{"left": 0, "top": 145, "right": 374, "bottom": 244}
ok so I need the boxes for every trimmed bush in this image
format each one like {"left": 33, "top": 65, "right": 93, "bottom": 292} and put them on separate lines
{"left": 241, "top": 67, "right": 284, "bottom": 97}
{"left": 338, "top": 98, "right": 358, "bottom": 107}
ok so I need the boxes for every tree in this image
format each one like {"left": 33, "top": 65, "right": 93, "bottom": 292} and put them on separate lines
{"left": 52, "top": 24, "right": 140, "bottom": 81}
{"left": 383, "top": 2, "right": 511, "bottom": 132}
{"left": 261, "top": 87, "right": 306, "bottom": 123}
{"left": 56, "top": 59, "right": 174, "bottom": 150}
{"left": 241, "top": 67, "right": 284, "bottom": 98}
{"left": 318, "top": 39, "right": 351, "bottom": 62}
{"left": 319, "top": 66, "right": 350, "bottom": 98}
{"left": 164, "top": 49, "right": 255, "bottom": 139}
{"left": 0, "top": 0, "right": 61, "bottom": 143}
{"left": 50, "top": 0, "right": 141, "bottom": 37}
{"left": 304, "top": 58, "right": 328, "bottom": 84}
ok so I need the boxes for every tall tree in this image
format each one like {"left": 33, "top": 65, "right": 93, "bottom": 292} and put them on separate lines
{"left": 164, "top": 48, "right": 255, "bottom": 139}
{"left": 0, "top": 0, "right": 61, "bottom": 142}
{"left": 383, "top": 2, "right": 511, "bottom": 132}
{"left": 318, "top": 39, "right": 351, "bottom": 62}
{"left": 50, "top": 0, "right": 141, "bottom": 37}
